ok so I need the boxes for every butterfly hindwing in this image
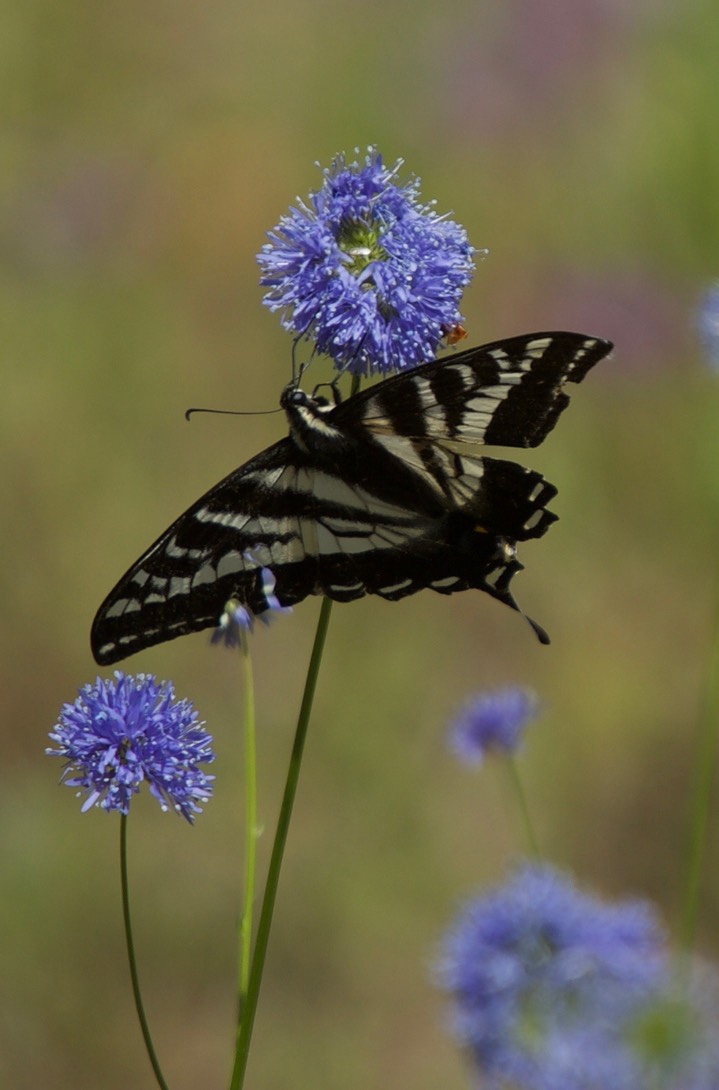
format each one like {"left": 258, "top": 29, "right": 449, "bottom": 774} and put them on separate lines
{"left": 91, "top": 331, "right": 612, "bottom": 664}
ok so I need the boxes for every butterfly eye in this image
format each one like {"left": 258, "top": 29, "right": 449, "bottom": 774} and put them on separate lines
{"left": 286, "top": 388, "right": 308, "bottom": 406}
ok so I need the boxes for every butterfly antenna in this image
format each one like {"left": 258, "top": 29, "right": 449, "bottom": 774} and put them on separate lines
{"left": 290, "top": 333, "right": 305, "bottom": 384}
{"left": 184, "top": 406, "right": 282, "bottom": 422}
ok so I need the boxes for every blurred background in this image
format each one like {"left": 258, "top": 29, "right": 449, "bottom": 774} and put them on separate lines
{"left": 4, "top": 0, "right": 719, "bottom": 1086}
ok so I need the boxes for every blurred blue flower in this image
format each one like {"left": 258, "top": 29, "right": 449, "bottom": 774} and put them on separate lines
{"left": 697, "top": 281, "right": 719, "bottom": 370}
{"left": 437, "top": 864, "right": 669, "bottom": 1089}
{"left": 48, "top": 672, "right": 214, "bottom": 822}
{"left": 257, "top": 147, "right": 475, "bottom": 375}
{"left": 212, "top": 599, "right": 254, "bottom": 647}
{"left": 447, "top": 686, "right": 539, "bottom": 766}
{"left": 212, "top": 566, "right": 292, "bottom": 648}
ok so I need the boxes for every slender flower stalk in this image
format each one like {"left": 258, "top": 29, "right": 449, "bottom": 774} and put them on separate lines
{"left": 215, "top": 608, "right": 261, "bottom": 1049}
{"left": 230, "top": 597, "right": 334, "bottom": 1090}
{"left": 447, "top": 686, "right": 541, "bottom": 855}
{"left": 120, "top": 815, "right": 170, "bottom": 1090}
{"left": 237, "top": 626, "right": 258, "bottom": 1019}
{"left": 681, "top": 307, "right": 719, "bottom": 966}
{"left": 210, "top": 583, "right": 290, "bottom": 1047}
{"left": 505, "top": 755, "right": 541, "bottom": 859}
{"left": 680, "top": 580, "right": 719, "bottom": 965}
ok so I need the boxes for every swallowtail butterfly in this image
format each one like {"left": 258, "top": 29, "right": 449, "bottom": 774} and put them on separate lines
{"left": 91, "top": 331, "right": 612, "bottom": 665}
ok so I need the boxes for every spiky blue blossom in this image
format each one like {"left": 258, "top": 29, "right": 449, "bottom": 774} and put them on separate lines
{"left": 48, "top": 673, "right": 214, "bottom": 822}
{"left": 212, "top": 566, "right": 292, "bottom": 648}
{"left": 698, "top": 281, "right": 719, "bottom": 371}
{"left": 448, "top": 686, "right": 539, "bottom": 766}
{"left": 258, "top": 148, "right": 475, "bottom": 376}
{"left": 437, "top": 864, "right": 670, "bottom": 1090}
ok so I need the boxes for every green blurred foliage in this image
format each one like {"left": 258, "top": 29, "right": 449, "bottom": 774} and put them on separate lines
{"left": 3, "top": 0, "right": 719, "bottom": 1087}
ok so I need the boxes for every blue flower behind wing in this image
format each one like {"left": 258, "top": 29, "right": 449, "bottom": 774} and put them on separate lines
{"left": 212, "top": 566, "right": 292, "bottom": 648}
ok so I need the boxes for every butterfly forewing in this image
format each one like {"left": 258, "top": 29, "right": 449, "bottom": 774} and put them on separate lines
{"left": 347, "top": 332, "right": 609, "bottom": 449}
{"left": 91, "top": 330, "right": 612, "bottom": 665}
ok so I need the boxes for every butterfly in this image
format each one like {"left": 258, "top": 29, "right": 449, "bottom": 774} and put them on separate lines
{"left": 91, "top": 331, "right": 612, "bottom": 665}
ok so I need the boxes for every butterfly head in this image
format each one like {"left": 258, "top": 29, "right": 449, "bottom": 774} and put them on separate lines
{"left": 280, "top": 381, "right": 345, "bottom": 453}
{"left": 281, "top": 383, "right": 333, "bottom": 410}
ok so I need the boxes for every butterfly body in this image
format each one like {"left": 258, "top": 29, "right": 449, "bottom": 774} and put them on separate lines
{"left": 91, "top": 331, "right": 612, "bottom": 665}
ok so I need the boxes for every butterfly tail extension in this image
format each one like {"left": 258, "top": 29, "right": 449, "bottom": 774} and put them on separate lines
{"left": 420, "top": 455, "right": 559, "bottom": 641}
{"left": 476, "top": 549, "right": 551, "bottom": 646}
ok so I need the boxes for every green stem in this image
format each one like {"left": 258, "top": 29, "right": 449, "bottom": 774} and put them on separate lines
{"left": 237, "top": 628, "right": 257, "bottom": 1024}
{"left": 229, "top": 597, "right": 334, "bottom": 1090}
{"left": 120, "top": 814, "right": 170, "bottom": 1090}
{"left": 679, "top": 589, "right": 719, "bottom": 958}
{"left": 505, "top": 756, "right": 540, "bottom": 859}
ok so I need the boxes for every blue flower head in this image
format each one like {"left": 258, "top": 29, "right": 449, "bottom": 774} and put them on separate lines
{"left": 258, "top": 148, "right": 476, "bottom": 376}
{"left": 697, "top": 281, "right": 719, "bottom": 371}
{"left": 212, "top": 599, "right": 254, "bottom": 647}
{"left": 212, "top": 565, "right": 292, "bottom": 648}
{"left": 448, "top": 686, "right": 539, "bottom": 766}
{"left": 48, "top": 672, "right": 215, "bottom": 822}
{"left": 437, "top": 864, "right": 670, "bottom": 1090}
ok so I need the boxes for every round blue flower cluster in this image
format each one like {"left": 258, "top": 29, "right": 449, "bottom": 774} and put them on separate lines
{"left": 258, "top": 148, "right": 475, "bottom": 375}
{"left": 48, "top": 672, "right": 215, "bottom": 822}
{"left": 438, "top": 864, "right": 719, "bottom": 1089}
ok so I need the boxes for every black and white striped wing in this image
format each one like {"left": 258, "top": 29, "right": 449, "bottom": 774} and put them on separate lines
{"left": 91, "top": 443, "right": 557, "bottom": 664}
{"left": 91, "top": 330, "right": 612, "bottom": 665}
{"left": 340, "top": 331, "right": 609, "bottom": 449}
{"left": 91, "top": 438, "right": 291, "bottom": 664}
{"left": 89, "top": 439, "right": 410, "bottom": 664}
